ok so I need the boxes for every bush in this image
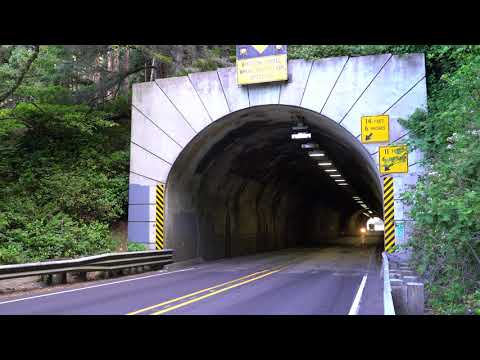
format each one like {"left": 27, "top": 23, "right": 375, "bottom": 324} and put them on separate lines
{"left": 400, "top": 48, "right": 480, "bottom": 314}
{"left": 0, "top": 85, "right": 129, "bottom": 265}
{"left": 127, "top": 242, "right": 147, "bottom": 252}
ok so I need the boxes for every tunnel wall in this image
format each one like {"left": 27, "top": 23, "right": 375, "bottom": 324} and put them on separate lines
{"left": 304, "top": 204, "right": 342, "bottom": 245}
{"left": 128, "top": 54, "right": 427, "bottom": 253}
{"left": 164, "top": 120, "right": 313, "bottom": 261}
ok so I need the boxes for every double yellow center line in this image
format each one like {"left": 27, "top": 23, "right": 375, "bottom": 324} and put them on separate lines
{"left": 127, "top": 262, "right": 290, "bottom": 315}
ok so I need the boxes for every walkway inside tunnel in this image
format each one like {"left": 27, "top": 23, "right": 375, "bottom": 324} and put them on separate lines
{"left": 166, "top": 105, "right": 384, "bottom": 262}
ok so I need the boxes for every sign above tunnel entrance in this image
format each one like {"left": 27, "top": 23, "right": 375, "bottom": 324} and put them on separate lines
{"left": 236, "top": 45, "right": 288, "bottom": 85}
{"left": 379, "top": 145, "right": 408, "bottom": 174}
{"left": 361, "top": 115, "right": 389, "bottom": 143}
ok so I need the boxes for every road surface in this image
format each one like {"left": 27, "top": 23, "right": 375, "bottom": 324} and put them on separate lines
{"left": 0, "top": 245, "right": 383, "bottom": 315}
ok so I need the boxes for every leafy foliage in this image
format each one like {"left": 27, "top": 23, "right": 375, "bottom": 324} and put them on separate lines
{"left": 398, "top": 47, "right": 480, "bottom": 315}
{"left": 127, "top": 242, "right": 147, "bottom": 252}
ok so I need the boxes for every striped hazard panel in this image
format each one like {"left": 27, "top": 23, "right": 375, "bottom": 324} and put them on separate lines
{"left": 383, "top": 176, "right": 396, "bottom": 253}
{"left": 155, "top": 183, "right": 165, "bottom": 250}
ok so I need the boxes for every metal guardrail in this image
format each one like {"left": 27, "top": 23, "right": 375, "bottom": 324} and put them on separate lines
{"left": 382, "top": 251, "right": 395, "bottom": 315}
{"left": 0, "top": 250, "right": 174, "bottom": 281}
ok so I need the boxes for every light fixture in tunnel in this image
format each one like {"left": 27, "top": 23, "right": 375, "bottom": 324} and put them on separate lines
{"left": 301, "top": 142, "right": 318, "bottom": 149}
{"left": 338, "top": 183, "right": 349, "bottom": 186}
{"left": 324, "top": 169, "right": 338, "bottom": 172}
{"left": 362, "top": 213, "right": 370, "bottom": 217}
{"left": 318, "top": 162, "right": 332, "bottom": 166}
{"left": 334, "top": 179, "right": 346, "bottom": 182}
{"left": 329, "top": 174, "right": 342, "bottom": 177}
{"left": 292, "top": 123, "right": 309, "bottom": 132}
{"left": 291, "top": 132, "right": 311, "bottom": 140}
{"left": 308, "top": 151, "right": 325, "bottom": 157}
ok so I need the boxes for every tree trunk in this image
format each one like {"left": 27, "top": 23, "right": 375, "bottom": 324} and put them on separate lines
{"left": 150, "top": 58, "right": 156, "bottom": 81}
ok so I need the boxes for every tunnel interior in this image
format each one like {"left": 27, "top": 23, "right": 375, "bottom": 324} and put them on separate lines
{"left": 166, "top": 105, "right": 383, "bottom": 261}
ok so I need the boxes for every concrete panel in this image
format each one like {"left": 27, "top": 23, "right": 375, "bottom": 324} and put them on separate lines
{"left": 364, "top": 143, "right": 380, "bottom": 156}
{"left": 372, "top": 153, "right": 381, "bottom": 168}
{"left": 132, "top": 81, "right": 196, "bottom": 146}
{"left": 394, "top": 199, "right": 405, "bottom": 220}
{"left": 128, "top": 221, "right": 155, "bottom": 244}
{"left": 130, "top": 143, "right": 171, "bottom": 183}
{"left": 300, "top": 56, "right": 349, "bottom": 114}
{"left": 128, "top": 183, "right": 156, "bottom": 206}
{"left": 279, "top": 59, "right": 313, "bottom": 106}
{"left": 408, "top": 147, "right": 424, "bottom": 168}
{"left": 129, "top": 170, "right": 159, "bottom": 187}
{"left": 156, "top": 76, "right": 211, "bottom": 131}
{"left": 322, "top": 54, "right": 391, "bottom": 122}
{"left": 248, "top": 82, "right": 281, "bottom": 106}
{"left": 410, "top": 163, "right": 426, "bottom": 176}
{"left": 131, "top": 107, "right": 182, "bottom": 165}
{"left": 188, "top": 71, "right": 230, "bottom": 121}
{"left": 341, "top": 53, "right": 426, "bottom": 137}
{"left": 388, "top": 77, "right": 427, "bottom": 142}
{"left": 394, "top": 173, "right": 418, "bottom": 200}
{"left": 217, "top": 67, "right": 250, "bottom": 111}
{"left": 128, "top": 204, "right": 156, "bottom": 222}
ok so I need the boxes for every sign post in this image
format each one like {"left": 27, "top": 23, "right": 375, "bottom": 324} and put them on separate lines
{"left": 236, "top": 45, "right": 288, "bottom": 85}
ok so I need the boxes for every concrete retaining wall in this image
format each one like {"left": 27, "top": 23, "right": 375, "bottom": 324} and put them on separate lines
{"left": 129, "top": 54, "right": 427, "bottom": 251}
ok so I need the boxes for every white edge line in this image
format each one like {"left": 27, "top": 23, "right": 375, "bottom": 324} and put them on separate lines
{"left": 348, "top": 274, "right": 368, "bottom": 315}
{"left": 0, "top": 267, "right": 196, "bottom": 306}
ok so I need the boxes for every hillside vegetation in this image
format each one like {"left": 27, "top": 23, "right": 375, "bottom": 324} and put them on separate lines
{"left": 0, "top": 45, "right": 478, "bottom": 314}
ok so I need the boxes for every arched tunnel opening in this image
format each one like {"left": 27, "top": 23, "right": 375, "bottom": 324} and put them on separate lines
{"left": 166, "top": 105, "right": 384, "bottom": 262}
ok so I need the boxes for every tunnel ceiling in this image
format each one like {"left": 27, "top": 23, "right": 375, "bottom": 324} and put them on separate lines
{"left": 169, "top": 105, "right": 383, "bottom": 216}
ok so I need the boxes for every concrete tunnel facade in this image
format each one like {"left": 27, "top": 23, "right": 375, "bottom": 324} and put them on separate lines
{"left": 127, "top": 53, "right": 428, "bottom": 261}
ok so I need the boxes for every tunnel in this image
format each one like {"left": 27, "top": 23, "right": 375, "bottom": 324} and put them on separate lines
{"left": 165, "top": 105, "right": 384, "bottom": 262}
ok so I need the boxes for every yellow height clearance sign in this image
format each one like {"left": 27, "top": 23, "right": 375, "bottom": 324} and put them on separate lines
{"left": 379, "top": 145, "right": 408, "bottom": 174}
{"left": 361, "top": 115, "right": 389, "bottom": 143}
{"left": 236, "top": 45, "right": 288, "bottom": 85}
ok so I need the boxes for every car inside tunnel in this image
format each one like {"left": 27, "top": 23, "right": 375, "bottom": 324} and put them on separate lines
{"left": 166, "top": 105, "right": 384, "bottom": 262}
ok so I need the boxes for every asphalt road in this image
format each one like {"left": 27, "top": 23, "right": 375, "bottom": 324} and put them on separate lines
{"left": 0, "top": 245, "right": 383, "bottom": 315}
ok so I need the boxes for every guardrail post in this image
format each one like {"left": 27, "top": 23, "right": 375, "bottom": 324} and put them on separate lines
{"left": 86, "top": 271, "right": 103, "bottom": 281}
{"left": 51, "top": 273, "right": 66, "bottom": 285}
{"left": 390, "top": 279, "right": 408, "bottom": 315}
{"left": 41, "top": 274, "right": 51, "bottom": 285}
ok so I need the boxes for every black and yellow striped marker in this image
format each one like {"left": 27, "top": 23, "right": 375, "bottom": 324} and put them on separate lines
{"left": 383, "top": 176, "right": 396, "bottom": 253}
{"left": 155, "top": 183, "right": 165, "bottom": 250}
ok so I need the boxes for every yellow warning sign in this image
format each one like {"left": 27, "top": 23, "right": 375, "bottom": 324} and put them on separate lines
{"left": 251, "top": 45, "right": 269, "bottom": 54}
{"left": 236, "top": 45, "right": 288, "bottom": 85}
{"left": 361, "top": 115, "right": 389, "bottom": 143}
{"left": 379, "top": 145, "right": 408, "bottom": 174}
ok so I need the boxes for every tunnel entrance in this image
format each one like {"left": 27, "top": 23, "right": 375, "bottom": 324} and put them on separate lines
{"left": 166, "top": 105, "right": 384, "bottom": 261}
